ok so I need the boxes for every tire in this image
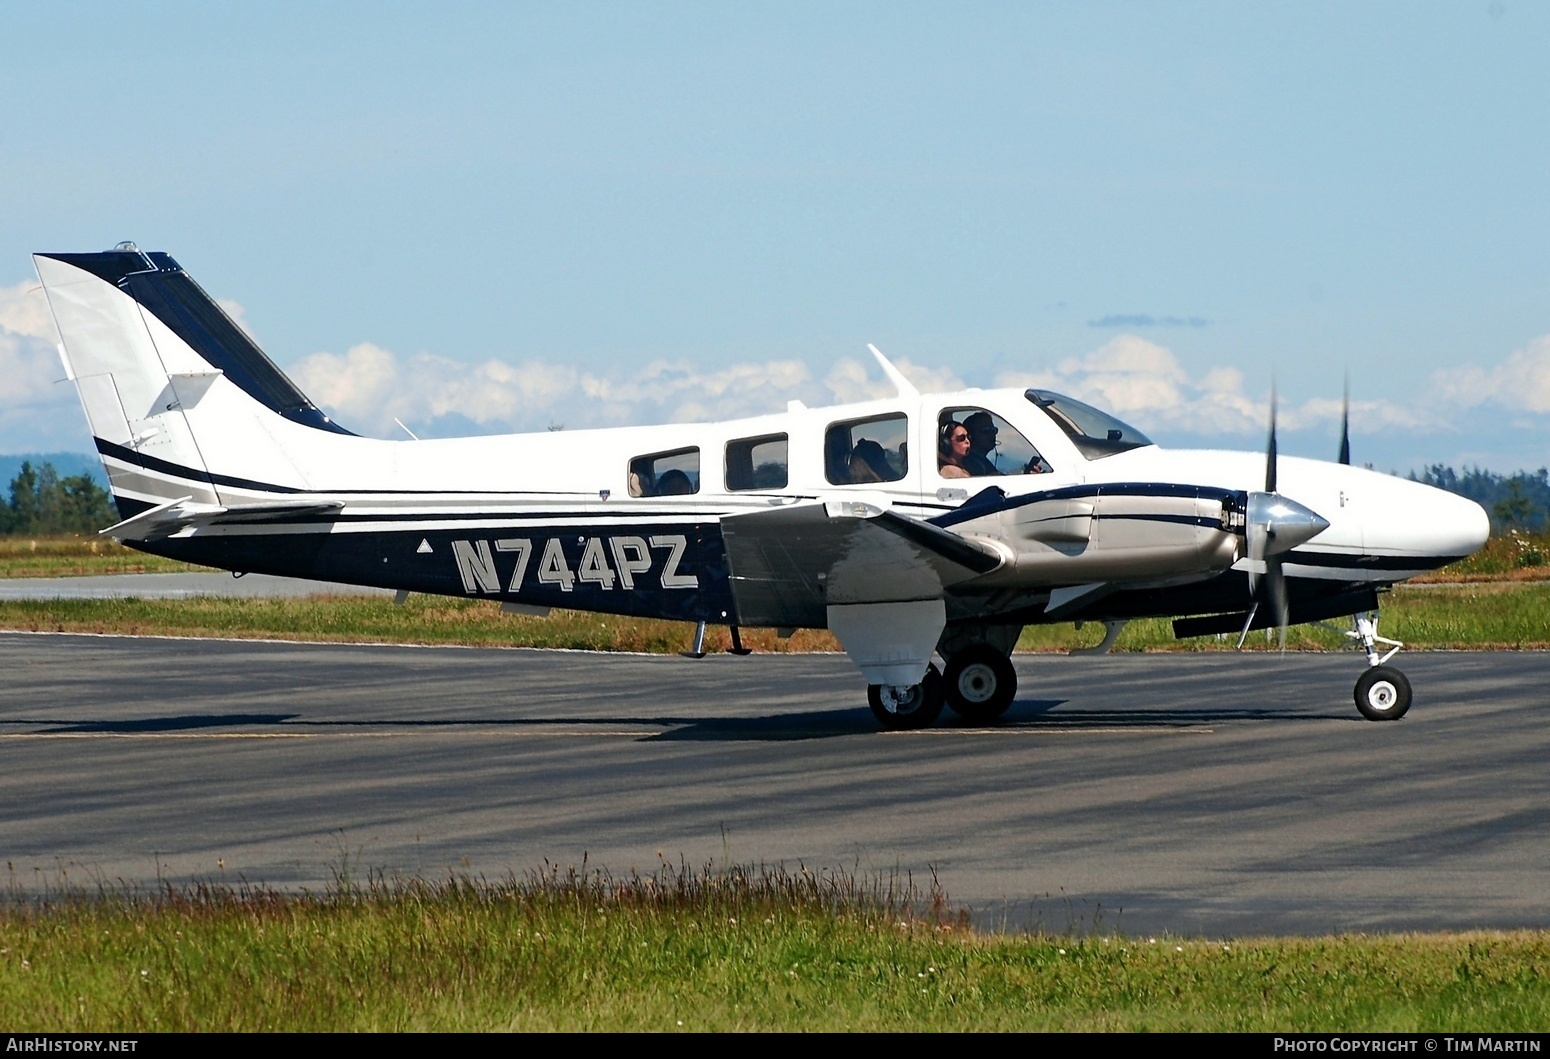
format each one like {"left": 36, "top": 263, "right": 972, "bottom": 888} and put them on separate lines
{"left": 868, "top": 665, "right": 945, "bottom": 730}
{"left": 1355, "top": 665, "right": 1412, "bottom": 721}
{"left": 943, "top": 645, "right": 1018, "bottom": 722}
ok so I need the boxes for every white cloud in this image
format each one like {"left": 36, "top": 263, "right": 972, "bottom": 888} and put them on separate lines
{"left": 290, "top": 344, "right": 840, "bottom": 437}
{"left": 0, "top": 281, "right": 85, "bottom": 451}
{"left": 1431, "top": 335, "right": 1550, "bottom": 414}
{"left": 996, "top": 335, "right": 1420, "bottom": 439}
{"left": 286, "top": 332, "right": 1443, "bottom": 444}
{"left": 0, "top": 280, "right": 58, "bottom": 343}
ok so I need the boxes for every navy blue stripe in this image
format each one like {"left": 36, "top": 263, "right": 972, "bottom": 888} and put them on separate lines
{"left": 38, "top": 250, "right": 160, "bottom": 286}
{"left": 95, "top": 437, "right": 758, "bottom": 503}
{"left": 1096, "top": 512, "right": 1226, "bottom": 529}
{"left": 95, "top": 437, "right": 305, "bottom": 494}
{"left": 931, "top": 482, "right": 1243, "bottom": 528}
{"left": 1284, "top": 549, "right": 1465, "bottom": 571}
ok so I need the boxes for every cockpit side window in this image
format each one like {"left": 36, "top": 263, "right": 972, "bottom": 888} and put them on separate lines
{"left": 725, "top": 434, "right": 788, "bottom": 491}
{"left": 1025, "top": 390, "right": 1153, "bottom": 459}
{"left": 628, "top": 447, "right": 700, "bottom": 497}
{"left": 937, "top": 407, "right": 1050, "bottom": 478}
{"left": 824, "top": 414, "right": 908, "bottom": 485}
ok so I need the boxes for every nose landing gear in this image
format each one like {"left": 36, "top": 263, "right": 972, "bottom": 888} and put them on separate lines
{"left": 1321, "top": 611, "right": 1410, "bottom": 720}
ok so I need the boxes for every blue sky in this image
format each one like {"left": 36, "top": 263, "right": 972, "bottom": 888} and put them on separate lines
{"left": 3, "top": 2, "right": 1549, "bottom": 471}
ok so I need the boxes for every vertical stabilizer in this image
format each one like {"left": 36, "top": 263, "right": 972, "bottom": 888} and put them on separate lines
{"left": 34, "top": 247, "right": 351, "bottom": 518}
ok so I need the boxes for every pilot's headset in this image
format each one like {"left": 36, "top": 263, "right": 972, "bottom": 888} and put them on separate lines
{"left": 940, "top": 419, "right": 965, "bottom": 452}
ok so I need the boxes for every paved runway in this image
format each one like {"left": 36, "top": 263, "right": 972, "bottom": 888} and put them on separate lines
{"left": 1, "top": 631, "right": 1546, "bottom": 937}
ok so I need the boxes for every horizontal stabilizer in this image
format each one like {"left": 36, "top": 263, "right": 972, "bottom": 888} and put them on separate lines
{"left": 100, "top": 498, "right": 344, "bottom": 542}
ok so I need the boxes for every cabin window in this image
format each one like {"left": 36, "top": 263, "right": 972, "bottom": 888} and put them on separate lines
{"left": 628, "top": 447, "right": 700, "bottom": 497}
{"left": 725, "top": 433, "right": 788, "bottom": 491}
{"left": 937, "top": 408, "right": 1050, "bottom": 479}
{"left": 824, "top": 414, "right": 908, "bottom": 485}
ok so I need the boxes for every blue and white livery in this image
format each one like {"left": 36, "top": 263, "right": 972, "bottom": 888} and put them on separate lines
{"left": 34, "top": 245, "right": 1490, "bottom": 727}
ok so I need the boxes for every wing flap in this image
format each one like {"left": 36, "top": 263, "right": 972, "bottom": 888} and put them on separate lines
{"left": 720, "top": 501, "right": 1005, "bottom": 627}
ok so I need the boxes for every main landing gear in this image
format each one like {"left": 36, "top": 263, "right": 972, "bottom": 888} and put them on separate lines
{"left": 942, "top": 644, "right": 1018, "bottom": 722}
{"left": 868, "top": 665, "right": 945, "bottom": 730}
{"left": 1320, "top": 610, "right": 1411, "bottom": 721}
{"left": 868, "top": 644, "right": 1021, "bottom": 730}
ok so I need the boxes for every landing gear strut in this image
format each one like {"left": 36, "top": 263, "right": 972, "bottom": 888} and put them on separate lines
{"left": 868, "top": 665, "right": 945, "bottom": 730}
{"left": 942, "top": 644, "right": 1018, "bottom": 722}
{"left": 1321, "top": 611, "right": 1411, "bottom": 721}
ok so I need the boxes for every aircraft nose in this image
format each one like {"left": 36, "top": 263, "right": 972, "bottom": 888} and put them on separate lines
{"left": 1450, "top": 491, "right": 1492, "bottom": 556}
{"left": 1372, "top": 480, "right": 1491, "bottom": 561}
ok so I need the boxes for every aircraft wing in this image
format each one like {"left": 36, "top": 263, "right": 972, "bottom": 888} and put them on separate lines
{"left": 101, "top": 496, "right": 345, "bottom": 542}
{"left": 720, "top": 499, "right": 1007, "bottom": 627}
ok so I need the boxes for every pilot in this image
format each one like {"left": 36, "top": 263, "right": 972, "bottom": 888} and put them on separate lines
{"left": 962, "top": 412, "right": 1001, "bottom": 476}
{"left": 938, "top": 421, "right": 971, "bottom": 478}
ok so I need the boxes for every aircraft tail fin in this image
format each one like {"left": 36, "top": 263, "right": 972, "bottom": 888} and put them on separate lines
{"left": 33, "top": 246, "right": 352, "bottom": 519}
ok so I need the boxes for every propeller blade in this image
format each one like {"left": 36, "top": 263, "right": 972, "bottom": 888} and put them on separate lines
{"left": 1338, "top": 374, "right": 1351, "bottom": 466}
{"left": 1267, "top": 555, "right": 1289, "bottom": 651}
{"left": 1265, "top": 381, "right": 1278, "bottom": 493}
{"left": 1236, "top": 601, "right": 1259, "bottom": 649}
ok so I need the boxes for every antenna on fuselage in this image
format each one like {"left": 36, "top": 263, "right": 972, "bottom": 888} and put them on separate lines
{"left": 867, "top": 344, "right": 919, "bottom": 400}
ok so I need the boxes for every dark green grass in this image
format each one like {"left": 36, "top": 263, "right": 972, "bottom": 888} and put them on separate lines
{"left": 4, "top": 864, "right": 1546, "bottom": 1031}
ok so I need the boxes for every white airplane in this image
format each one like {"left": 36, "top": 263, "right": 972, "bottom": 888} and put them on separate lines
{"left": 33, "top": 245, "right": 1490, "bottom": 728}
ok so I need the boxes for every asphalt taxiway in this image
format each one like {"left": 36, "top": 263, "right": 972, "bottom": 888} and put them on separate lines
{"left": 2, "top": 631, "right": 1546, "bottom": 936}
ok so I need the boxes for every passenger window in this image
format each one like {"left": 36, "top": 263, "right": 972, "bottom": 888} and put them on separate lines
{"left": 726, "top": 434, "right": 788, "bottom": 491}
{"left": 628, "top": 447, "right": 700, "bottom": 497}
{"left": 937, "top": 408, "right": 1050, "bottom": 479}
{"left": 824, "top": 414, "right": 908, "bottom": 485}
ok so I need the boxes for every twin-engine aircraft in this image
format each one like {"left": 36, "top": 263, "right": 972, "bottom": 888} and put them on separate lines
{"left": 34, "top": 246, "right": 1490, "bottom": 728}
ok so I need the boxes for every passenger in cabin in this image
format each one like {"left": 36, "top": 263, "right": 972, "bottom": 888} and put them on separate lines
{"left": 849, "top": 439, "right": 890, "bottom": 483}
{"left": 939, "top": 421, "right": 972, "bottom": 478}
{"left": 824, "top": 429, "right": 854, "bottom": 484}
{"left": 656, "top": 469, "right": 695, "bottom": 495}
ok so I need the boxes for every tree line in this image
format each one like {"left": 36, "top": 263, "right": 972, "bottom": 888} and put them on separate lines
{"left": 1408, "top": 465, "right": 1550, "bottom": 532}
{"left": 1, "top": 461, "right": 118, "bottom": 536}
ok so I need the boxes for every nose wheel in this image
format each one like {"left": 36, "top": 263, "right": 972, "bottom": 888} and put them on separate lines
{"left": 1355, "top": 665, "right": 1412, "bottom": 721}
{"left": 1320, "top": 611, "right": 1410, "bottom": 721}
{"left": 868, "top": 665, "right": 945, "bottom": 730}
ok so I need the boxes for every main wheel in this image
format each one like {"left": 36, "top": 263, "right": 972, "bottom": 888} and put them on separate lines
{"left": 1355, "top": 665, "right": 1412, "bottom": 721}
{"left": 868, "top": 665, "right": 945, "bottom": 730}
{"left": 943, "top": 645, "right": 1018, "bottom": 722}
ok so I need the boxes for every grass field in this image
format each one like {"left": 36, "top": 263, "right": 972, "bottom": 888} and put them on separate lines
{"left": 2, "top": 534, "right": 1548, "bottom": 654}
{"left": 0, "top": 536, "right": 204, "bottom": 579}
{"left": 3, "top": 865, "right": 1546, "bottom": 1032}
{"left": 0, "top": 580, "right": 1547, "bottom": 653}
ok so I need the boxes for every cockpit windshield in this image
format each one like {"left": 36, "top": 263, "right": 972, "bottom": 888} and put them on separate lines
{"left": 1025, "top": 389, "right": 1153, "bottom": 459}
